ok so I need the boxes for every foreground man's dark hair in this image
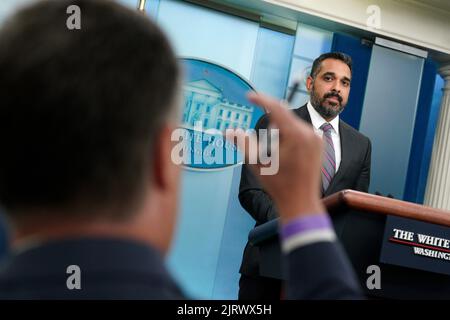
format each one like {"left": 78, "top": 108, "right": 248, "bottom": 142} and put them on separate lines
{"left": 0, "top": 0, "right": 179, "bottom": 216}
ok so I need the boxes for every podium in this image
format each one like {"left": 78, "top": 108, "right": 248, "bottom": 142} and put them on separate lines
{"left": 249, "top": 190, "right": 450, "bottom": 299}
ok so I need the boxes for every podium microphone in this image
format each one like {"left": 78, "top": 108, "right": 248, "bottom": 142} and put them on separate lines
{"left": 286, "top": 74, "right": 302, "bottom": 105}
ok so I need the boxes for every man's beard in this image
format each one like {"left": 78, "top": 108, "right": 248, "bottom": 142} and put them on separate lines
{"left": 310, "top": 86, "right": 346, "bottom": 119}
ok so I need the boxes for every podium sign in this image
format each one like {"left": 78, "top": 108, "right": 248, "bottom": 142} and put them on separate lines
{"left": 381, "top": 216, "right": 450, "bottom": 276}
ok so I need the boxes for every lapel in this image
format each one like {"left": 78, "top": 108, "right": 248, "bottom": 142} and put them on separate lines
{"left": 293, "top": 104, "right": 312, "bottom": 124}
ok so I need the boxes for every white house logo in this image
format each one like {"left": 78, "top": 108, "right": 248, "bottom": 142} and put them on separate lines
{"left": 389, "top": 228, "right": 450, "bottom": 262}
{"left": 182, "top": 80, "right": 253, "bottom": 132}
{"left": 172, "top": 58, "right": 264, "bottom": 170}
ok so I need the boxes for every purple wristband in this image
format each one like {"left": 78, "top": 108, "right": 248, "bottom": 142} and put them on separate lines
{"left": 281, "top": 214, "right": 332, "bottom": 241}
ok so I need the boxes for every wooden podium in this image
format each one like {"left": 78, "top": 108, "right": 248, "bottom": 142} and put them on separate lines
{"left": 249, "top": 190, "right": 450, "bottom": 299}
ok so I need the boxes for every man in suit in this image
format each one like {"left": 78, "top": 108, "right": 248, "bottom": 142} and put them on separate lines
{"left": 238, "top": 52, "right": 372, "bottom": 300}
{"left": 0, "top": 0, "right": 362, "bottom": 299}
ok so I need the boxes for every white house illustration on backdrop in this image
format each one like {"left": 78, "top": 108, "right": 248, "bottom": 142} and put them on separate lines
{"left": 182, "top": 79, "right": 254, "bottom": 131}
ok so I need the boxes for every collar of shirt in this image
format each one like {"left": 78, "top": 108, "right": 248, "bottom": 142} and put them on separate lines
{"left": 306, "top": 101, "right": 340, "bottom": 135}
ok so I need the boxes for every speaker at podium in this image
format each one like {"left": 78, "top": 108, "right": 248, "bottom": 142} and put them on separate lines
{"left": 249, "top": 190, "right": 450, "bottom": 299}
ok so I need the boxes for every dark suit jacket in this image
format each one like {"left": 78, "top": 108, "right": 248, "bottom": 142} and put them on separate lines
{"left": 285, "top": 240, "right": 363, "bottom": 299}
{"left": 0, "top": 238, "right": 185, "bottom": 299}
{"left": 0, "top": 236, "right": 361, "bottom": 299}
{"left": 239, "top": 104, "right": 372, "bottom": 276}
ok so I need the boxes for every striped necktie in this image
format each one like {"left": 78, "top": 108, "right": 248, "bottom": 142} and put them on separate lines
{"left": 320, "top": 123, "right": 336, "bottom": 192}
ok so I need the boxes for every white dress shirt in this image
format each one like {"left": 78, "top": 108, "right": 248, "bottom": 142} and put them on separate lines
{"left": 307, "top": 101, "right": 342, "bottom": 171}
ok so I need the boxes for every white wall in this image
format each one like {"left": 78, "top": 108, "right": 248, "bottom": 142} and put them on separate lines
{"left": 266, "top": 0, "right": 450, "bottom": 54}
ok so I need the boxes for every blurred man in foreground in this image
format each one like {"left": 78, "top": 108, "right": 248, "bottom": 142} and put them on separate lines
{"left": 0, "top": 0, "right": 361, "bottom": 299}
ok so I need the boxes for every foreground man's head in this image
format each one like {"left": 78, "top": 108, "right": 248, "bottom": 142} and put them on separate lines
{"left": 0, "top": 0, "right": 182, "bottom": 254}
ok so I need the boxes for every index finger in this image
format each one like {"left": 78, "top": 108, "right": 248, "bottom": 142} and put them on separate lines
{"left": 247, "top": 92, "right": 296, "bottom": 130}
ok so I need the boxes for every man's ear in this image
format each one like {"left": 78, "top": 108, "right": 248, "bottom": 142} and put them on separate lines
{"left": 152, "top": 124, "right": 179, "bottom": 192}
{"left": 306, "top": 76, "right": 314, "bottom": 92}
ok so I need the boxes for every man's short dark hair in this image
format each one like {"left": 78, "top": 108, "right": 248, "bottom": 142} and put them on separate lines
{"left": 0, "top": 0, "right": 179, "bottom": 217}
{"left": 310, "top": 52, "right": 352, "bottom": 79}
